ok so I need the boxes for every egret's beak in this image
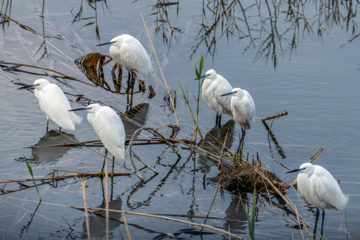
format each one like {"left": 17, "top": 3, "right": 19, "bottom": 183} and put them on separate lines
{"left": 220, "top": 91, "right": 236, "bottom": 97}
{"left": 96, "top": 41, "right": 114, "bottom": 46}
{"left": 286, "top": 168, "right": 302, "bottom": 174}
{"left": 194, "top": 74, "right": 210, "bottom": 80}
{"left": 69, "top": 107, "right": 90, "bottom": 112}
{"left": 18, "top": 84, "right": 36, "bottom": 90}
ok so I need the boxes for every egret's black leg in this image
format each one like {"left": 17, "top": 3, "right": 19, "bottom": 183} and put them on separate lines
{"left": 59, "top": 127, "right": 62, "bottom": 132}
{"left": 314, "top": 208, "right": 320, "bottom": 235}
{"left": 239, "top": 127, "right": 246, "bottom": 151}
{"left": 101, "top": 148, "right": 109, "bottom": 173}
{"left": 218, "top": 114, "right": 222, "bottom": 127}
{"left": 126, "top": 71, "right": 131, "bottom": 93}
{"left": 320, "top": 209, "right": 325, "bottom": 238}
{"left": 215, "top": 114, "right": 219, "bottom": 126}
{"left": 46, "top": 119, "right": 49, "bottom": 133}
{"left": 130, "top": 70, "right": 135, "bottom": 95}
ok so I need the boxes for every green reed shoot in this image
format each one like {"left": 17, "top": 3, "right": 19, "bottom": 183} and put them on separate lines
{"left": 177, "top": 54, "right": 205, "bottom": 141}
{"left": 24, "top": 156, "right": 42, "bottom": 201}
{"left": 242, "top": 186, "right": 256, "bottom": 240}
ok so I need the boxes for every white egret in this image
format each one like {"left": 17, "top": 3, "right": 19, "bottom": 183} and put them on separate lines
{"left": 199, "top": 69, "right": 233, "bottom": 127}
{"left": 69, "top": 104, "right": 126, "bottom": 173}
{"left": 18, "top": 79, "right": 82, "bottom": 132}
{"left": 287, "top": 163, "right": 348, "bottom": 237}
{"left": 221, "top": 87, "right": 255, "bottom": 152}
{"left": 97, "top": 34, "right": 153, "bottom": 94}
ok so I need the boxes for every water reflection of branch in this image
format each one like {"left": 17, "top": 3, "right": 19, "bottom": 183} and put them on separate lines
{"left": 71, "top": 0, "right": 111, "bottom": 41}
{"left": 152, "top": 1, "right": 181, "bottom": 51}
{"left": 262, "top": 119, "right": 286, "bottom": 159}
{"left": 20, "top": 201, "right": 42, "bottom": 238}
{"left": 188, "top": 0, "right": 360, "bottom": 67}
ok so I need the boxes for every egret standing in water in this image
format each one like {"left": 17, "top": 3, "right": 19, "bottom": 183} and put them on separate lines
{"left": 287, "top": 163, "right": 348, "bottom": 237}
{"left": 97, "top": 34, "right": 153, "bottom": 95}
{"left": 221, "top": 87, "right": 255, "bottom": 152}
{"left": 18, "top": 79, "right": 82, "bottom": 132}
{"left": 200, "top": 69, "right": 233, "bottom": 127}
{"left": 69, "top": 104, "right": 125, "bottom": 174}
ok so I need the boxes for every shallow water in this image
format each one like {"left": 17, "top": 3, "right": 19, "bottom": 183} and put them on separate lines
{"left": 0, "top": 0, "right": 359, "bottom": 239}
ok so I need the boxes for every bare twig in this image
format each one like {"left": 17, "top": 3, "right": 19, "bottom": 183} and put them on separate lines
{"left": 261, "top": 110, "right": 288, "bottom": 121}
{"left": 71, "top": 206, "right": 245, "bottom": 239}
{"left": 292, "top": 147, "right": 324, "bottom": 186}
{"left": 140, "top": 11, "right": 179, "bottom": 127}
{"left": 81, "top": 181, "right": 91, "bottom": 240}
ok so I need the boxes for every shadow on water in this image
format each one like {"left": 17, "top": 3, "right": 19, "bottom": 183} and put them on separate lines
{"left": 16, "top": 130, "right": 76, "bottom": 166}
{"left": 197, "top": 119, "right": 235, "bottom": 173}
{"left": 122, "top": 102, "right": 150, "bottom": 139}
{"left": 82, "top": 198, "right": 123, "bottom": 239}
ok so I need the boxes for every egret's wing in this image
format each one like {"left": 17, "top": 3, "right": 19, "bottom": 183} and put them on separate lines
{"left": 215, "top": 75, "right": 233, "bottom": 116}
{"left": 36, "top": 84, "right": 81, "bottom": 130}
{"left": 92, "top": 107, "right": 126, "bottom": 161}
{"left": 314, "top": 168, "right": 345, "bottom": 210}
{"left": 202, "top": 80, "right": 223, "bottom": 114}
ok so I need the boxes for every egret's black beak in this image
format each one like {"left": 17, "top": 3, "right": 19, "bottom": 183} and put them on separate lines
{"left": 194, "top": 74, "right": 210, "bottom": 81}
{"left": 18, "top": 84, "right": 36, "bottom": 90}
{"left": 286, "top": 168, "right": 302, "bottom": 174}
{"left": 69, "top": 107, "right": 90, "bottom": 112}
{"left": 220, "top": 91, "right": 236, "bottom": 97}
{"left": 96, "top": 41, "right": 113, "bottom": 46}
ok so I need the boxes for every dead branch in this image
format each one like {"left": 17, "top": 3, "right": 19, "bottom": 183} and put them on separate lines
{"left": 261, "top": 110, "right": 288, "bottom": 121}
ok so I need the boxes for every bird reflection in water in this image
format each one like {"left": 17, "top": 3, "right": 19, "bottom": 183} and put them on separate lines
{"left": 82, "top": 198, "right": 123, "bottom": 239}
{"left": 27, "top": 130, "right": 76, "bottom": 166}
{"left": 198, "top": 119, "right": 235, "bottom": 173}
{"left": 224, "top": 193, "right": 249, "bottom": 232}
{"left": 121, "top": 103, "right": 149, "bottom": 139}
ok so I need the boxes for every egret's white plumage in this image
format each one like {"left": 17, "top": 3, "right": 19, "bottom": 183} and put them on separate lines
{"left": 19, "top": 79, "right": 82, "bottom": 131}
{"left": 229, "top": 87, "right": 255, "bottom": 131}
{"left": 201, "top": 69, "right": 233, "bottom": 126}
{"left": 86, "top": 104, "right": 125, "bottom": 162}
{"left": 70, "top": 104, "right": 125, "bottom": 172}
{"left": 221, "top": 87, "right": 255, "bottom": 151}
{"left": 287, "top": 163, "right": 348, "bottom": 236}
{"left": 97, "top": 34, "right": 153, "bottom": 93}
{"left": 108, "top": 34, "right": 153, "bottom": 76}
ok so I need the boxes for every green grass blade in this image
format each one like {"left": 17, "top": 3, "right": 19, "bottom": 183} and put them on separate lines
{"left": 24, "top": 156, "right": 42, "bottom": 201}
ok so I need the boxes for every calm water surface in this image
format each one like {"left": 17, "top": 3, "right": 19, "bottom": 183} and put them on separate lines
{"left": 0, "top": 1, "right": 359, "bottom": 239}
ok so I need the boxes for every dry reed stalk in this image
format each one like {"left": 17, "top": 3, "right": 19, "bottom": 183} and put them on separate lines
{"left": 201, "top": 133, "right": 228, "bottom": 232}
{"left": 261, "top": 110, "right": 288, "bottom": 121}
{"left": 104, "top": 157, "right": 109, "bottom": 240}
{"left": 201, "top": 172, "right": 222, "bottom": 234}
{"left": 71, "top": 206, "right": 246, "bottom": 239}
{"left": 140, "top": 11, "right": 179, "bottom": 127}
{"left": 81, "top": 181, "right": 91, "bottom": 240}
{"left": 255, "top": 167, "right": 309, "bottom": 233}
{"left": 0, "top": 172, "right": 130, "bottom": 185}
{"left": 292, "top": 147, "right": 324, "bottom": 187}
{"left": 122, "top": 212, "right": 132, "bottom": 240}
{"left": 3, "top": 61, "right": 93, "bottom": 85}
